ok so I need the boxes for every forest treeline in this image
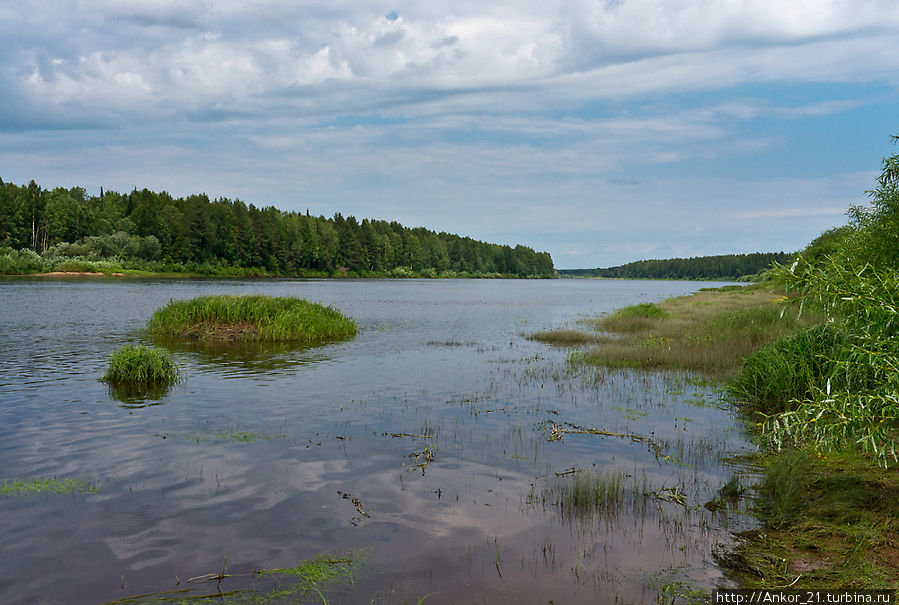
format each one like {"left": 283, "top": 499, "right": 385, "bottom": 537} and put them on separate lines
{"left": 560, "top": 252, "right": 793, "bottom": 281}
{"left": 0, "top": 179, "right": 555, "bottom": 278}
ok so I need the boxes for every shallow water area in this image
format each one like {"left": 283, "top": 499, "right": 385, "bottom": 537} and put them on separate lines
{"left": 0, "top": 277, "right": 756, "bottom": 604}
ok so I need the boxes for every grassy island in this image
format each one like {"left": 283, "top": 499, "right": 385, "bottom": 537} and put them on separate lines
{"left": 146, "top": 294, "right": 357, "bottom": 344}
{"left": 101, "top": 345, "right": 181, "bottom": 389}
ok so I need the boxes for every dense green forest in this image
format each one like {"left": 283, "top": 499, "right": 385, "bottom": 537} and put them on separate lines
{"left": 560, "top": 252, "right": 793, "bottom": 280}
{"left": 0, "top": 179, "right": 555, "bottom": 278}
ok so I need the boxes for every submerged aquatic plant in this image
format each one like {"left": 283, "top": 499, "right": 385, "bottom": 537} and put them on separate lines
{"left": 146, "top": 294, "right": 357, "bottom": 344}
{"left": 101, "top": 345, "right": 181, "bottom": 388}
{"left": 180, "top": 431, "right": 285, "bottom": 443}
{"left": 259, "top": 554, "right": 356, "bottom": 589}
{"left": 0, "top": 477, "right": 97, "bottom": 496}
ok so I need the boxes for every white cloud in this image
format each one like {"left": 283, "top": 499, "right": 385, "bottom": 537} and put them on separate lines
{"left": 1, "top": 0, "right": 896, "bottom": 267}
{"left": 4, "top": 0, "right": 898, "bottom": 122}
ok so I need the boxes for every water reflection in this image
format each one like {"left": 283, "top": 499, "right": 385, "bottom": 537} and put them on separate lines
{"left": 153, "top": 338, "right": 333, "bottom": 378}
{"left": 106, "top": 383, "right": 173, "bottom": 408}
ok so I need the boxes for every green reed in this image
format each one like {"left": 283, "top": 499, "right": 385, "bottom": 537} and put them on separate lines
{"left": 537, "top": 467, "right": 651, "bottom": 521}
{"left": 101, "top": 345, "right": 181, "bottom": 388}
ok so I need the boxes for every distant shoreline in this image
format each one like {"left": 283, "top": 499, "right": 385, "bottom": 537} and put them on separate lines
{"left": 5, "top": 269, "right": 556, "bottom": 280}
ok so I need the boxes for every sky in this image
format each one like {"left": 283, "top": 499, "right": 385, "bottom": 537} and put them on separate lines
{"left": 1, "top": 1, "right": 898, "bottom": 268}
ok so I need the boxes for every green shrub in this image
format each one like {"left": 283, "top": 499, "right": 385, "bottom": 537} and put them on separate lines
{"left": 0, "top": 248, "right": 44, "bottom": 274}
{"left": 760, "top": 258, "right": 899, "bottom": 466}
{"left": 101, "top": 345, "right": 181, "bottom": 388}
{"left": 53, "top": 258, "right": 98, "bottom": 273}
{"left": 0, "top": 254, "right": 15, "bottom": 274}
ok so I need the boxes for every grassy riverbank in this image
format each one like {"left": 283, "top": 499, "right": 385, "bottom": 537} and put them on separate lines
{"left": 532, "top": 281, "right": 899, "bottom": 591}
{"left": 557, "top": 132, "right": 899, "bottom": 590}
{"left": 533, "top": 283, "right": 821, "bottom": 376}
{"left": 146, "top": 294, "right": 357, "bottom": 344}
{"left": 720, "top": 448, "right": 899, "bottom": 589}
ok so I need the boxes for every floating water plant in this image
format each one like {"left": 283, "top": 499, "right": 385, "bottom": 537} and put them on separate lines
{"left": 117, "top": 552, "right": 363, "bottom": 604}
{"left": 101, "top": 345, "right": 181, "bottom": 388}
{"left": 0, "top": 477, "right": 97, "bottom": 496}
{"left": 258, "top": 554, "right": 357, "bottom": 591}
{"left": 180, "top": 431, "right": 285, "bottom": 443}
{"left": 146, "top": 294, "right": 357, "bottom": 344}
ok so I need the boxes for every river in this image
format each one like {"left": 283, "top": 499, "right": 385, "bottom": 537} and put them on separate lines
{"left": 0, "top": 277, "right": 754, "bottom": 604}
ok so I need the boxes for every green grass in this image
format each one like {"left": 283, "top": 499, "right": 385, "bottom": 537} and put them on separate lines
{"left": 0, "top": 477, "right": 97, "bottom": 496}
{"left": 596, "top": 302, "right": 670, "bottom": 334}
{"left": 727, "top": 323, "right": 874, "bottom": 415}
{"left": 107, "top": 552, "right": 362, "bottom": 604}
{"left": 607, "top": 302, "right": 670, "bottom": 321}
{"left": 179, "top": 431, "right": 285, "bottom": 443}
{"left": 533, "top": 467, "right": 651, "bottom": 521}
{"left": 146, "top": 295, "right": 357, "bottom": 344}
{"left": 101, "top": 345, "right": 181, "bottom": 388}
{"left": 752, "top": 449, "right": 812, "bottom": 529}
{"left": 576, "top": 284, "right": 822, "bottom": 376}
{"left": 527, "top": 329, "right": 602, "bottom": 346}
{"left": 258, "top": 554, "right": 356, "bottom": 592}
{"left": 719, "top": 448, "right": 899, "bottom": 589}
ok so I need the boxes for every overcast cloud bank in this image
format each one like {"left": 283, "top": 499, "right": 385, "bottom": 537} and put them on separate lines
{"left": 2, "top": 1, "right": 898, "bottom": 266}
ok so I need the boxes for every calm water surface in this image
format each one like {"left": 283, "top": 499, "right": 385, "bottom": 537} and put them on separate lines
{"left": 0, "top": 278, "right": 755, "bottom": 604}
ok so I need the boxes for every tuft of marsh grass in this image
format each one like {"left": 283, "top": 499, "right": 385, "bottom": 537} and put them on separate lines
{"left": 146, "top": 294, "right": 357, "bottom": 344}
{"left": 615, "top": 302, "right": 670, "bottom": 318}
{"left": 0, "top": 477, "right": 97, "bottom": 496}
{"left": 101, "top": 345, "right": 181, "bottom": 388}
{"left": 534, "top": 467, "right": 651, "bottom": 521}
{"left": 704, "top": 476, "right": 744, "bottom": 511}
{"left": 527, "top": 329, "right": 602, "bottom": 346}
{"left": 752, "top": 449, "right": 811, "bottom": 529}
{"left": 645, "top": 569, "right": 711, "bottom": 605}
